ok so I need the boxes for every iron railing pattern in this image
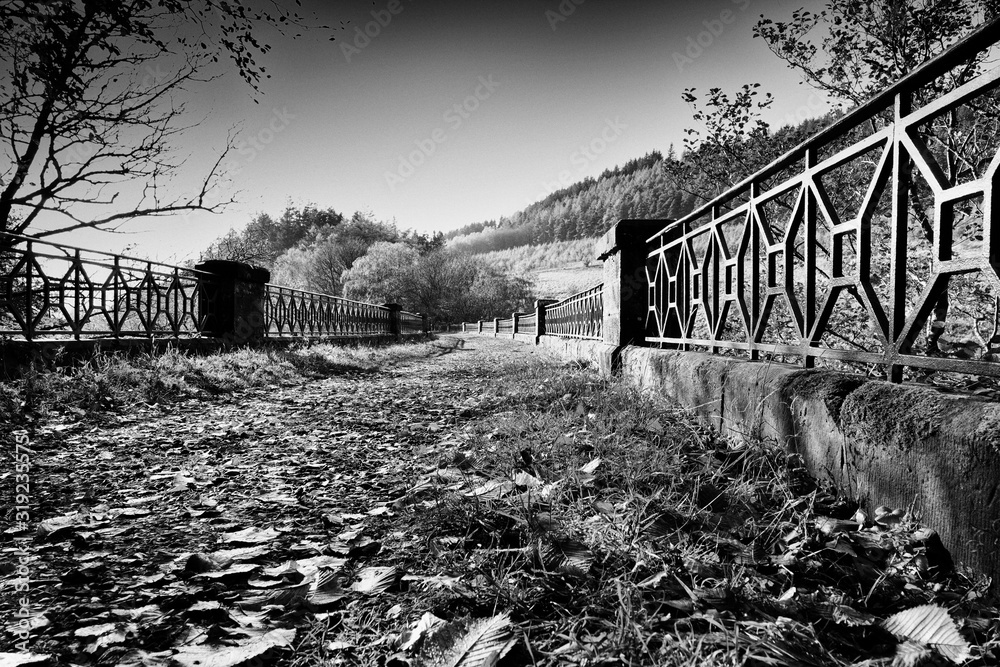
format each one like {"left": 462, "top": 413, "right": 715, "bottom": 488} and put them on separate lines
{"left": 1, "top": 231, "right": 424, "bottom": 341}
{"left": 264, "top": 285, "right": 393, "bottom": 337}
{"left": 497, "top": 318, "right": 514, "bottom": 334}
{"left": 647, "top": 21, "right": 1000, "bottom": 381}
{"left": 1, "top": 233, "right": 205, "bottom": 340}
{"left": 517, "top": 312, "right": 537, "bottom": 334}
{"left": 401, "top": 310, "right": 424, "bottom": 334}
{"left": 545, "top": 284, "right": 603, "bottom": 340}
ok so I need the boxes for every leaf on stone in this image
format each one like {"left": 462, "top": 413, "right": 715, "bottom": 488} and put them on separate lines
{"left": 220, "top": 526, "right": 281, "bottom": 545}
{"left": 883, "top": 604, "right": 971, "bottom": 664}
{"left": 171, "top": 628, "right": 296, "bottom": 667}
{"left": 424, "top": 613, "right": 517, "bottom": 667}
{"left": 351, "top": 566, "right": 401, "bottom": 595}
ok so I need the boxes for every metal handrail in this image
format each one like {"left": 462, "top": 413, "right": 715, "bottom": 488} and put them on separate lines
{"left": 646, "top": 18, "right": 1000, "bottom": 380}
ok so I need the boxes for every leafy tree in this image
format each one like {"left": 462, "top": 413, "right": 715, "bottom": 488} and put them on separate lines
{"left": 754, "top": 1, "right": 998, "bottom": 109}
{"left": 0, "top": 0, "right": 329, "bottom": 245}
{"left": 202, "top": 205, "right": 343, "bottom": 266}
{"left": 268, "top": 211, "right": 399, "bottom": 295}
{"left": 341, "top": 242, "right": 420, "bottom": 304}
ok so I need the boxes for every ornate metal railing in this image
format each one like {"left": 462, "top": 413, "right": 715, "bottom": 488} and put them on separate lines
{"left": 546, "top": 284, "right": 603, "bottom": 340}
{"left": 497, "top": 318, "right": 514, "bottom": 334}
{"left": 0, "top": 232, "right": 205, "bottom": 340}
{"left": 401, "top": 310, "right": 425, "bottom": 334}
{"left": 517, "top": 312, "right": 537, "bottom": 334}
{"left": 264, "top": 285, "right": 392, "bottom": 337}
{"left": 1, "top": 231, "right": 425, "bottom": 342}
{"left": 647, "top": 20, "right": 1000, "bottom": 381}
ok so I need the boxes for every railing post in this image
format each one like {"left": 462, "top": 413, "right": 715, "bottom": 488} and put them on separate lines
{"left": 382, "top": 303, "right": 402, "bottom": 337}
{"left": 195, "top": 260, "right": 270, "bottom": 345}
{"left": 512, "top": 311, "right": 519, "bottom": 339}
{"left": 597, "top": 219, "right": 671, "bottom": 351}
{"left": 534, "top": 299, "right": 558, "bottom": 345}
{"left": 493, "top": 317, "right": 500, "bottom": 338}
{"left": 421, "top": 313, "right": 428, "bottom": 333}
{"left": 478, "top": 320, "right": 483, "bottom": 334}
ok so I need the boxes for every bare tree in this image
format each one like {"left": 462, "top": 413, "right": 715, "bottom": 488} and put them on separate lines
{"left": 0, "top": 0, "right": 329, "bottom": 246}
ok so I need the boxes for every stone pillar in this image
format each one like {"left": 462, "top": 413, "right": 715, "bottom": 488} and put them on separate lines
{"left": 478, "top": 320, "right": 483, "bottom": 334}
{"left": 534, "top": 299, "right": 558, "bottom": 345}
{"left": 493, "top": 317, "right": 501, "bottom": 338}
{"left": 382, "top": 303, "right": 402, "bottom": 337}
{"left": 195, "top": 260, "right": 271, "bottom": 345}
{"left": 421, "top": 313, "right": 428, "bottom": 334}
{"left": 596, "top": 219, "right": 672, "bottom": 349}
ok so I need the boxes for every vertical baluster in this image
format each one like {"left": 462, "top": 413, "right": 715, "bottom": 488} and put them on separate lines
{"left": 145, "top": 262, "right": 153, "bottom": 337}
{"left": 803, "top": 147, "right": 817, "bottom": 369}
{"left": 750, "top": 183, "right": 760, "bottom": 361}
{"left": 74, "top": 249, "right": 82, "bottom": 340}
{"left": 25, "top": 240, "right": 34, "bottom": 341}
{"left": 113, "top": 255, "right": 121, "bottom": 338}
{"left": 888, "top": 90, "right": 912, "bottom": 383}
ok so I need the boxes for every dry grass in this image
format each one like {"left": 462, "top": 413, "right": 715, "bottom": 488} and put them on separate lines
{"left": 0, "top": 339, "right": 444, "bottom": 423}
{"left": 286, "top": 351, "right": 1000, "bottom": 666}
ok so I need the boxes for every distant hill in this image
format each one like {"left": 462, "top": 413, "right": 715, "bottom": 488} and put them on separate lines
{"left": 446, "top": 111, "right": 839, "bottom": 259}
{"left": 447, "top": 150, "right": 700, "bottom": 256}
{"left": 461, "top": 238, "right": 603, "bottom": 301}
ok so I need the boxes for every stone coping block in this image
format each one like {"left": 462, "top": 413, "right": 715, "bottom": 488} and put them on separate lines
{"left": 620, "top": 346, "right": 1000, "bottom": 583}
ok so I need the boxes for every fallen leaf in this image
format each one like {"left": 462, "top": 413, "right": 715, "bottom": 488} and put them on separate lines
{"left": 220, "top": 526, "right": 281, "bottom": 545}
{"left": 351, "top": 566, "right": 401, "bottom": 595}
{"left": 422, "top": 613, "right": 517, "bottom": 667}
{"left": 171, "top": 628, "right": 296, "bottom": 667}
{"left": 883, "top": 604, "right": 971, "bottom": 664}
{"left": 0, "top": 653, "right": 53, "bottom": 666}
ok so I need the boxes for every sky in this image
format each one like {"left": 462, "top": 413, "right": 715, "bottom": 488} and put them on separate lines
{"left": 56, "top": 0, "right": 831, "bottom": 263}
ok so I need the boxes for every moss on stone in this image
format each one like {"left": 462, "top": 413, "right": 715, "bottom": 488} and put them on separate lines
{"left": 782, "top": 370, "right": 867, "bottom": 426}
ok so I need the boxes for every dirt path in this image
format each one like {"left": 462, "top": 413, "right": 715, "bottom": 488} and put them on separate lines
{"left": 4, "top": 335, "right": 999, "bottom": 666}
{"left": 2, "top": 336, "right": 550, "bottom": 664}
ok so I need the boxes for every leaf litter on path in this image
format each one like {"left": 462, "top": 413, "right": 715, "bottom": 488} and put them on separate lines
{"left": 1, "top": 336, "right": 998, "bottom": 666}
